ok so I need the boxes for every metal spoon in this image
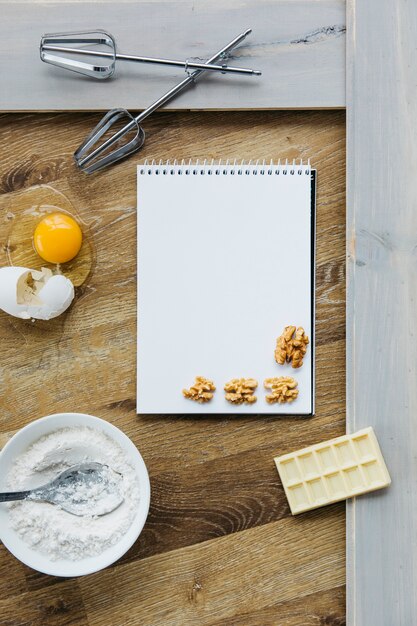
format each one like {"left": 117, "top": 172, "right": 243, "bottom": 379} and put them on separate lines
{"left": 0, "top": 462, "right": 124, "bottom": 516}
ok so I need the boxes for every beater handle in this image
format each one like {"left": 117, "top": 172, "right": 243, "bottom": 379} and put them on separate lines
{"left": 135, "top": 29, "right": 253, "bottom": 124}
{"left": 77, "top": 29, "right": 253, "bottom": 170}
{"left": 41, "top": 44, "right": 261, "bottom": 76}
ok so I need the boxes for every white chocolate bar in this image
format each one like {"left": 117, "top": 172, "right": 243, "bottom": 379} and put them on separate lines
{"left": 274, "top": 427, "right": 391, "bottom": 515}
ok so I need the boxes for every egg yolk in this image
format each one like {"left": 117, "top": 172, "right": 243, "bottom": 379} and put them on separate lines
{"left": 33, "top": 213, "right": 83, "bottom": 264}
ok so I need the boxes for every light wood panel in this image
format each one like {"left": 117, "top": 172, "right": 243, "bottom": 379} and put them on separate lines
{"left": 346, "top": 1, "right": 417, "bottom": 624}
{"left": 0, "top": 109, "right": 346, "bottom": 624}
{"left": 0, "top": 0, "right": 346, "bottom": 111}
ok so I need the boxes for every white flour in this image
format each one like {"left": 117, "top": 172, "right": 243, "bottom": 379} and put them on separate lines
{"left": 6, "top": 426, "right": 140, "bottom": 561}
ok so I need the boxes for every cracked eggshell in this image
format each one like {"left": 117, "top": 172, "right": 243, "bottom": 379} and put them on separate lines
{"left": 29, "top": 274, "right": 75, "bottom": 320}
{"left": 0, "top": 266, "right": 75, "bottom": 320}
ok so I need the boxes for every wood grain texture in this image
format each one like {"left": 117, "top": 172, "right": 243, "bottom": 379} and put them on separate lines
{"left": 0, "top": 0, "right": 346, "bottom": 112}
{"left": 346, "top": 2, "right": 417, "bottom": 625}
{"left": 0, "top": 109, "right": 345, "bottom": 625}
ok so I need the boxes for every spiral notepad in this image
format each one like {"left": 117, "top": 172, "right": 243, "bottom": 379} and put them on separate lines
{"left": 137, "top": 160, "right": 316, "bottom": 415}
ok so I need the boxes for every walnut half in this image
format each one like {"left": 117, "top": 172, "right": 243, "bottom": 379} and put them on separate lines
{"left": 275, "top": 326, "right": 309, "bottom": 369}
{"left": 183, "top": 376, "right": 216, "bottom": 403}
{"left": 264, "top": 377, "right": 299, "bottom": 404}
{"left": 224, "top": 378, "right": 258, "bottom": 404}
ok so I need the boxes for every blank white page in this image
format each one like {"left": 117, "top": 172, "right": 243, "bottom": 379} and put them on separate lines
{"left": 137, "top": 162, "right": 315, "bottom": 415}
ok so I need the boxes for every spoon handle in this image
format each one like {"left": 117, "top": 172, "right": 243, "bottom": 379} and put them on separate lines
{"left": 0, "top": 490, "right": 31, "bottom": 502}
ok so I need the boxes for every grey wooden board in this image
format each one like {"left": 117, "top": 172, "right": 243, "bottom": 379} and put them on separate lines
{"left": 346, "top": 1, "right": 417, "bottom": 624}
{"left": 0, "top": 0, "right": 345, "bottom": 111}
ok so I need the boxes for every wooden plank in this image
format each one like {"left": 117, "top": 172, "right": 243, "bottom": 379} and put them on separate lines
{"left": 0, "top": 514, "right": 345, "bottom": 626}
{"left": 207, "top": 587, "right": 346, "bottom": 626}
{"left": 346, "top": 1, "right": 417, "bottom": 624}
{"left": 78, "top": 512, "right": 345, "bottom": 626}
{"left": 0, "top": 0, "right": 345, "bottom": 111}
{"left": 0, "top": 109, "right": 345, "bottom": 624}
{"left": 0, "top": 574, "right": 88, "bottom": 625}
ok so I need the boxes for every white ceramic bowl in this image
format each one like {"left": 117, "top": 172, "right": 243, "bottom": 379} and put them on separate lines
{"left": 0, "top": 412, "right": 151, "bottom": 577}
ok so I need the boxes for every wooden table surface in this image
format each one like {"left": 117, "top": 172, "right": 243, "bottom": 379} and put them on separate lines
{"left": 0, "top": 0, "right": 346, "bottom": 111}
{"left": 0, "top": 109, "right": 346, "bottom": 626}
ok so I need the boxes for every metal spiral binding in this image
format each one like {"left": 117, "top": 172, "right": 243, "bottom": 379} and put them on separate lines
{"left": 138, "top": 159, "right": 311, "bottom": 176}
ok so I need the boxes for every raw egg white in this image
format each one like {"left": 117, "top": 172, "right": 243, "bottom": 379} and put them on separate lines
{"left": 2, "top": 186, "right": 93, "bottom": 287}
